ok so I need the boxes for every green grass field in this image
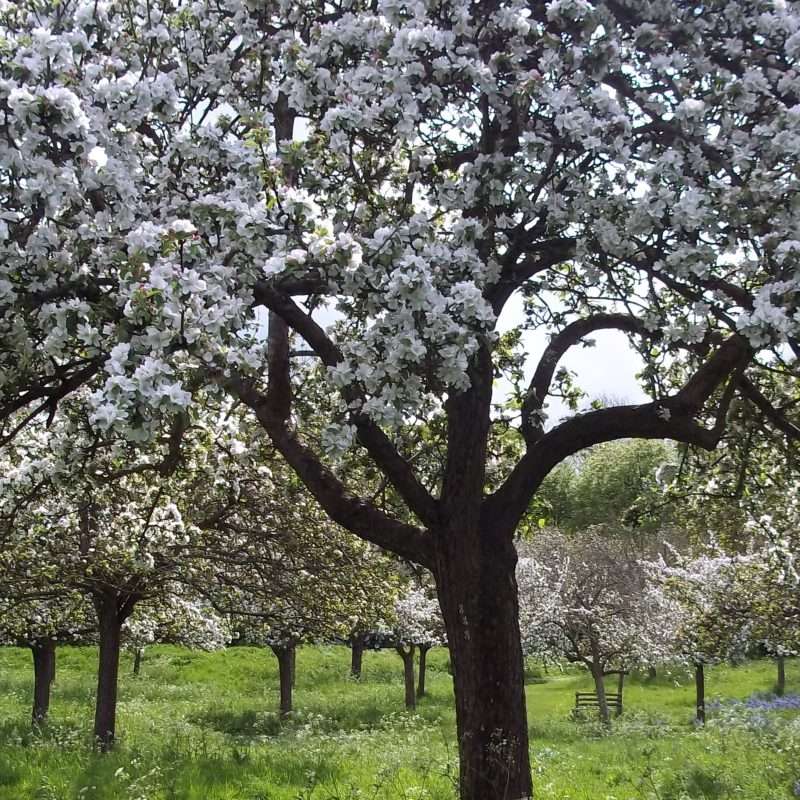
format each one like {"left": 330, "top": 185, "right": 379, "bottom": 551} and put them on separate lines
{"left": 0, "top": 646, "right": 797, "bottom": 800}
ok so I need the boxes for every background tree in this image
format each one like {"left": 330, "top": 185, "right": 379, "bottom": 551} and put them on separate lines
{"left": 393, "top": 581, "right": 447, "bottom": 709}
{"left": 644, "top": 549, "right": 757, "bottom": 724}
{"left": 123, "top": 591, "right": 231, "bottom": 677}
{"left": 0, "top": 404, "right": 227, "bottom": 749}
{"left": 518, "top": 529, "right": 678, "bottom": 724}
{"left": 229, "top": 531, "right": 401, "bottom": 721}
{"left": 531, "top": 440, "right": 675, "bottom": 536}
{"left": 0, "top": 592, "right": 93, "bottom": 724}
{"left": 640, "top": 397, "right": 800, "bottom": 694}
{"left": 185, "top": 410, "right": 408, "bottom": 717}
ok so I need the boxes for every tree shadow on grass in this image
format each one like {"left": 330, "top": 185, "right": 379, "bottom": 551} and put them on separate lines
{"left": 0, "top": 759, "right": 22, "bottom": 789}
{"left": 192, "top": 707, "right": 282, "bottom": 737}
{"left": 0, "top": 718, "right": 90, "bottom": 750}
{"left": 657, "top": 766, "right": 731, "bottom": 800}
{"left": 193, "top": 694, "right": 446, "bottom": 741}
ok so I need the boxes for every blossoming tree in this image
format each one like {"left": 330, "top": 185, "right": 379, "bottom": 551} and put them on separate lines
{"left": 3, "top": 1, "right": 800, "bottom": 794}
{"left": 518, "top": 529, "right": 678, "bottom": 724}
{"left": 393, "top": 581, "right": 446, "bottom": 709}
{"left": 647, "top": 415, "right": 800, "bottom": 696}
{"left": 0, "top": 403, "right": 226, "bottom": 749}
{"left": 0, "top": 592, "right": 93, "bottom": 724}
{"left": 122, "top": 591, "right": 231, "bottom": 676}
{"left": 644, "top": 549, "right": 760, "bottom": 723}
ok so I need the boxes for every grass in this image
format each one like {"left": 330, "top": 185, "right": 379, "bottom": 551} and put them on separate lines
{"left": 0, "top": 645, "right": 797, "bottom": 799}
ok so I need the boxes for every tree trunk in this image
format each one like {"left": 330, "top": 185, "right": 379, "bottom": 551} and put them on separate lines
{"left": 590, "top": 662, "right": 611, "bottom": 726}
{"left": 31, "top": 639, "right": 56, "bottom": 725}
{"left": 647, "top": 665, "right": 657, "bottom": 680}
{"left": 616, "top": 671, "right": 625, "bottom": 717}
{"left": 695, "top": 662, "right": 705, "bottom": 725}
{"left": 417, "top": 644, "right": 430, "bottom": 698}
{"left": 133, "top": 648, "right": 143, "bottom": 676}
{"left": 396, "top": 645, "right": 416, "bottom": 710}
{"left": 350, "top": 636, "right": 365, "bottom": 679}
{"left": 434, "top": 533, "right": 532, "bottom": 800}
{"left": 776, "top": 656, "right": 786, "bottom": 697}
{"left": 270, "top": 644, "right": 294, "bottom": 719}
{"left": 93, "top": 594, "right": 124, "bottom": 751}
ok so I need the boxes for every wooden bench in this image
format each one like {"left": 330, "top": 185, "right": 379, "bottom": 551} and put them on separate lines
{"left": 574, "top": 691, "right": 623, "bottom": 717}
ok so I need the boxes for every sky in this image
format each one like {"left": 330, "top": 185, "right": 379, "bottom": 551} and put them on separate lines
{"left": 496, "top": 294, "right": 649, "bottom": 426}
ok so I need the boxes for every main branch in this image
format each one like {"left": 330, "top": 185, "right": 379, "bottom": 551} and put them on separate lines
{"left": 254, "top": 283, "right": 440, "bottom": 528}
{"left": 221, "top": 372, "right": 434, "bottom": 568}
{"left": 522, "top": 313, "right": 654, "bottom": 442}
{"left": 484, "top": 336, "right": 751, "bottom": 533}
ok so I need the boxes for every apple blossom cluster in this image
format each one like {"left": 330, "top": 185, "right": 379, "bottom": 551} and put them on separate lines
{"left": 0, "top": 592, "right": 94, "bottom": 648}
{"left": 642, "top": 536, "right": 800, "bottom": 666}
{"left": 2, "top": 0, "right": 800, "bottom": 446}
{"left": 123, "top": 593, "right": 231, "bottom": 653}
{"left": 393, "top": 583, "right": 446, "bottom": 649}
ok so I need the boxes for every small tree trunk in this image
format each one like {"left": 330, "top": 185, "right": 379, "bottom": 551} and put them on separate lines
{"left": 695, "top": 662, "right": 706, "bottom": 725}
{"left": 133, "top": 648, "right": 143, "bottom": 676}
{"left": 590, "top": 662, "right": 611, "bottom": 725}
{"left": 776, "top": 656, "right": 786, "bottom": 697}
{"left": 350, "top": 636, "right": 365, "bottom": 679}
{"left": 31, "top": 639, "right": 56, "bottom": 725}
{"left": 647, "top": 665, "right": 657, "bottom": 680}
{"left": 616, "top": 671, "right": 625, "bottom": 717}
{"left": 270, "top": 644, "right": 294, "bottom": 719}
{"left": 396, "top": 645, "right": 416, "bottom": 710}
{"left": 93, "top": 594, "right": 125, "bottom": 751}
{"left": 417, "top": 644, "right": 431, "bottom": 698}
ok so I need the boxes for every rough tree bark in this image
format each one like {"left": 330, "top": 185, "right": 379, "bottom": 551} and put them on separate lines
{"left": 270, "top": 643, "right": 295, "bottom": 719}
{"left": 395, "top": 644, "right": 416, "bottom": 710}
{"left": 350, "top": 635, "right": 366, "bottom": 679}
{"left": 435, "top": 530, "right": 533, "bottom": 800}
{"left": 30, "top": 638, "right": 56, "bottom": 725}
{"left": 417, "top": 643, "right": 431, "bottom": 698}
{"left": 695, "top": 662, "right": 706, "bottom": 724}
{"left": 776, "top": 656, "right": 786, "bottom": 697}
